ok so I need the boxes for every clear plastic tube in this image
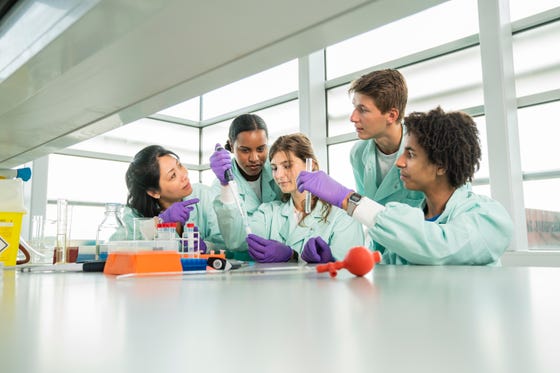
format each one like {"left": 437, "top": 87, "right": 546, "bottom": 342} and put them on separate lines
{"left": 229, "top": 180, "right": 252, "bottom": 235}
{"left": 186, "top": 223, "right": 195, "bottom": 253}
{"left": 305, "top": 158, "right": 313, "bottom": 214}
{"left": 54, "top": 199, "right": 68, "bottom": 264}
{"left": 215, "top": 144, "right": 252, "bottom": 235}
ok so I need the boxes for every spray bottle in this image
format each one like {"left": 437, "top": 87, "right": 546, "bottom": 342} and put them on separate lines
{"left": 0, "top": 167, "right": 32, "bottom": 181}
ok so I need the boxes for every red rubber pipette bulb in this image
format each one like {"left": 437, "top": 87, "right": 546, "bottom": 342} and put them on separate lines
{"left": 316, "top": 246, "right": 381, "bottom": 277}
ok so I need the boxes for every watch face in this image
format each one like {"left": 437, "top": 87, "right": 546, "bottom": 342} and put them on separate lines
{"left": 349, "top": 193, "right": 362, "bottom": 203}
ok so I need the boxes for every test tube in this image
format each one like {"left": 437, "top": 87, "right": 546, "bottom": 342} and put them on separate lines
{"left": 54, "top": 199, "right": 68, "bottom": 264}
{"left": 183, "top": 222, "right": 196, "bottom": 256}
{"left": 305, "top": 158, "right": 313, "bottom": 213}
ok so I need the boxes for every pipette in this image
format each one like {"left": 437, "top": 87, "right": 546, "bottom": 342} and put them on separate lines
{"left": 304, "top": 158, "right": 313, "bottom": 213}
{"left": 215, "top": 145, "right": 252, "bottom": 235}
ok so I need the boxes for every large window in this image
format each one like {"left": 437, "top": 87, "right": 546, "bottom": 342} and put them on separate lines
{"left": 513, "top": 20, "right": 560, "bottom": 98}
{"left": 201, "top": 60, "right": 298, "bottom": 120}
{"left": 517, "top": 102, "right": 560, "bottom": 249}
{"left": 45, "top": 155, "right": 129, "bottom": 241}
{"left": 325, "top": 0, "right": 478, "bottom": 80}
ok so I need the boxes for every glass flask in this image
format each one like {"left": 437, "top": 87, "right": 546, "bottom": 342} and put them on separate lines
{"left": 95, "top": 203, "right": 127, "bottom": 260}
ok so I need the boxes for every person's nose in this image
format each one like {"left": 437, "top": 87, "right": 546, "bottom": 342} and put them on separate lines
{"left": 249, "top": 150, "right": 259, "bottom": 162}
{"left": 274, "top": 167, "right": 286, "bottom": 179}
{"left": 350, "top": 108, "right": 359, "bottom": 124}
{"left": 396, "top": 153, "right": 406, "bottom": 169}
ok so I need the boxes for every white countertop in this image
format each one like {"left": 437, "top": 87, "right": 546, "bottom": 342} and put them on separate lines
{"left": 1, "top": 264, "right": 559, "bottom": 373}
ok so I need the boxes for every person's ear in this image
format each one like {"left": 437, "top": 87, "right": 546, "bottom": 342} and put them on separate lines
{"left": 146, "top": 190, "right": 160, "bottom": 199}
{"left": 387, "top": 108, "right": 399, "bottom": 123}
{"left": 436, "top": 165, "right": 446, "bottom": 176}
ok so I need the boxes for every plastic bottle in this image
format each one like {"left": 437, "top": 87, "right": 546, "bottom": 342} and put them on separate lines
{"left": 95, "top": 203, "right": 127, "bottom": 260}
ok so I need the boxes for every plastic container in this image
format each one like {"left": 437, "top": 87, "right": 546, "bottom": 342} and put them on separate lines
{"left": 95, "top": 203, "right": 127, "bottom": 260}
{"left": 155, "top": 222, "right": 178, "bottom": 251}
{"left": 0, "top": 179, "right": 26, "bottom": 266}
{"left": 157, "top": 222, "right": 177, "bottom": 240}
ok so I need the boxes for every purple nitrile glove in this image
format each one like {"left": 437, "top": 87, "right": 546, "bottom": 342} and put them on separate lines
{"left": 210, "top": 144, "right": 233, "bottom": 185}
{"left": 246, "top": 234, "right": 293, "bottom": 263}
{"left": 158, "top": 198, "right": 199, "bottom": 225}
{"left": 296, "top": 170, "right": 352, "bottom": 208}
{"left": 182, "top": 226, "right": 207, "bottom": 253}
{"left": 301, "top": 236, "right": 335, "bottom": 263}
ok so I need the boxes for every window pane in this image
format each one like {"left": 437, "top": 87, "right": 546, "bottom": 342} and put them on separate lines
{"left": 403, "top": 47, "right": 484, "bottom": 113}
{"left": 201, "top": 100, "right": 300, "bottom": 164}
{"left": 44, "top": 203, "right": 105, "bottom": 242}
{"left": 513, "top": 20, "right": 560, "bottom": 97}
{"left": 70, "top": 118, "right": 200, "bottom": 164}
{"left": 202, "top": 120, "right": 230, "bottom": 165}
{"left": 517, "top": 102, "right": 560, "bottom": 173}
{"left": 325, "top": 0, "right": 478, "bottom": 80}
{"left": 327, "top": 141, "right": 358, "bottom": 191}
{"left": 202, "top": 60, "right": 298, "bottom": 119}
{"left": 252, "top": 100, "right": 300, "bottom": 145}
{"left": 157, "top": 97, "right": 200, "bottom": 121}
{"left": 47, "top": 155, "right": 128, "bottom": 204}
{"left": 524, "top": 179, "right": 560, "bottom": 250}
{"left": 326, "top": 84, "right": 352, "bottom": 137}
{"left": 510, "top": 0, "right": 560, "bottom": 21}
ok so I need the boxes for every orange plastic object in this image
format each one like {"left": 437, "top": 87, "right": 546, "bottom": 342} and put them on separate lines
{"left": 104, "top": 251, "right": 182, "bottom": 275}
{"left": 316, "top": 246, "right": 382, "bottom": 278}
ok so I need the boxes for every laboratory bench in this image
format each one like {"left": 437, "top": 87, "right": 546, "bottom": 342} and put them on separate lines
{"left": 1, "top": 264, "right": 559, "bottom": 373}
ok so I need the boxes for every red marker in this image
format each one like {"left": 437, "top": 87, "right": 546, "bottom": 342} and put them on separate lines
{"left": 316, "top": 246, "right": 381, "bottom": 278}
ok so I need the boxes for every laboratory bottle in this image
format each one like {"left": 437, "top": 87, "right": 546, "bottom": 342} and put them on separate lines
{"left": 95, "top": 203, "right": 127, "bottom": 260}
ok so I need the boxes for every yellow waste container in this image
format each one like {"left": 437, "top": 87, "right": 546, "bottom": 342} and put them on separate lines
{"left": 0, "top": 179, "right": 26, "bottom": 266}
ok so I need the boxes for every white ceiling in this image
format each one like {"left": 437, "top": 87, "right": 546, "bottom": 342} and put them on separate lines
{"left": 0, "top": 0, "right": 446, "bottom": 168}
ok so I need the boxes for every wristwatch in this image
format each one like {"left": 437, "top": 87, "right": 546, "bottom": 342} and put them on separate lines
{"left": 346, "top": 192, "right": 362, "bottom": 216}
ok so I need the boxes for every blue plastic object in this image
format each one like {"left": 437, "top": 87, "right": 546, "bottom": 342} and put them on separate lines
{"left": 180, "top": 258, "right": 207, "bottom": 271}
{"left": 16, "top": 167, "right": 32, "bottom": 181}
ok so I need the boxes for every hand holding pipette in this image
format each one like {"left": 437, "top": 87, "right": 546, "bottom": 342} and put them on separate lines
{"left": 210, "top": 146, "right": 233, "bottom": 186}
{"left": 210, "top": 144, "right": 252, "bottom": 235}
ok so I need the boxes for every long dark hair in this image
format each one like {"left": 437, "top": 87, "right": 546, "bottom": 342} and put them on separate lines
{"left": 125, "top": 145, "right": 179, "bottom": 217}
{"left": 224, "top": 113, "right": 269, "bottom": 151}
{"left": 269, "top": 133, "right": 332, "bottom": 225}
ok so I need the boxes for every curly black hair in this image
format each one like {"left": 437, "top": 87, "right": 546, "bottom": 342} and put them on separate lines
{"left": 403, "top": 107, "right": 481, "bottom": 188}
